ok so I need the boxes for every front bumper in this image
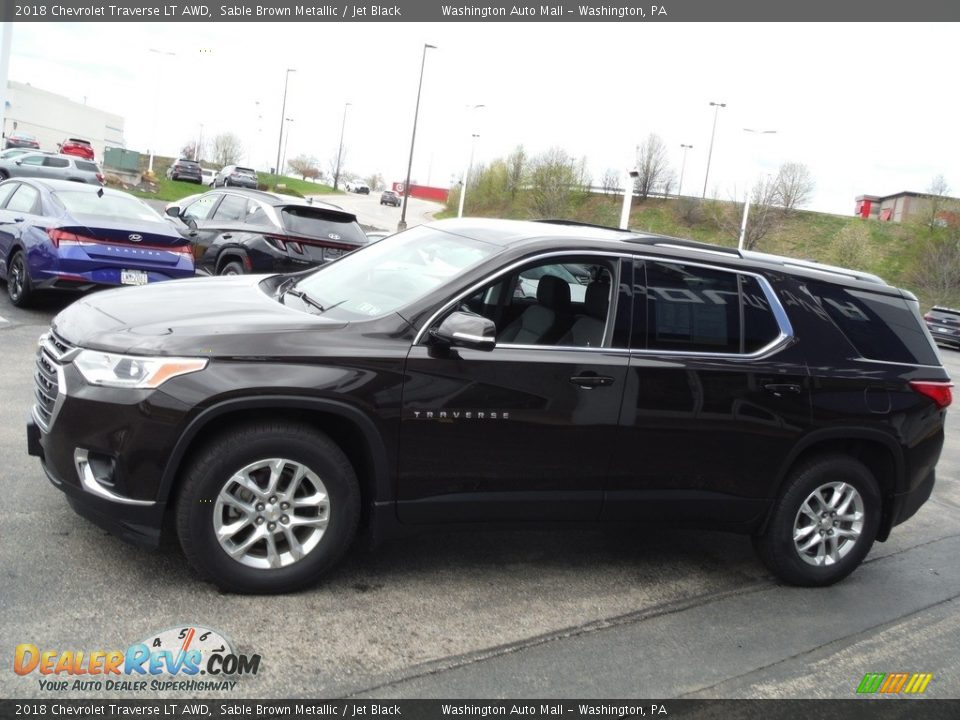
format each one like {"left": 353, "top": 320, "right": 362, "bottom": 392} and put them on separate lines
{"left": 28, "top": 415, "right": 168, "bottom": 548}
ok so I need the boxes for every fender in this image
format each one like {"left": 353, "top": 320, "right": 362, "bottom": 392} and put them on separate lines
{"left": 156, "top": 395, "right": 392, "bottom": 505}
{"left": 771, "top": 426, "right": 906, "bottom": 495}
{"left": 215, "top": 246, "right": 251, "bottom": 273}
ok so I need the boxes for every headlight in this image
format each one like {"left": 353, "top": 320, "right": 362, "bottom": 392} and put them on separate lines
{"left": 73, "top": 350, "right": 208, "bottom": 389}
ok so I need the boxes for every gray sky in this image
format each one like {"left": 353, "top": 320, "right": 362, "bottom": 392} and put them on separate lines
{"left": 7, "top": 21, "right": 958, "bottom": 215}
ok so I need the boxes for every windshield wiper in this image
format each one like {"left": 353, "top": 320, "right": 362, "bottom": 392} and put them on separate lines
{"left": 276, "top": 278, "right": 345, "bottom": 314}
{"left": 283, "top": 287, "right": 327, "bottom": 313}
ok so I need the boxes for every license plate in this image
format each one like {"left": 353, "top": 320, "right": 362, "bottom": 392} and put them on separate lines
{"left": 937, "top": 327, "right": 950, "bottom": 333}
{"left": 120, "top": 270, "right": 149, "bottom": 286}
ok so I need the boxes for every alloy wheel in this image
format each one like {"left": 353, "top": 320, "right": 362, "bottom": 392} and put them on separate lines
{"left": 213, "top": 458, "right": 330, "bottom": 570}
{"left": 792, "top": 481, "right": 864, "bottom": 566}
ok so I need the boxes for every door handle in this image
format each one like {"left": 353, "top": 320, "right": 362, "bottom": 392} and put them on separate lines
{"left": 222, "top": 233, "right": 233, "bottom": 240}
{"left": 762, "top": 383, "right": 802, "bottom": 395}
{"left": 570, "top": 374, "right": 615, "bottom": 389}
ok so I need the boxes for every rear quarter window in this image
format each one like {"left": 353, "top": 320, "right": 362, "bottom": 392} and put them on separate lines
{"left": 807, "top": 281, "right": 940, "bottom": 366}
{"left": 75, "top": 161, "right": 99, "bottom": 172}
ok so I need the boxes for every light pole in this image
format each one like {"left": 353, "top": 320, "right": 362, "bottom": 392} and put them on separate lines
{"left": 701, "top": 101, "right": 726, "bottom": 199}
{"left": 147, "top": 48, "right": 175, "bottom": 174}
{"left": 280, "top": 118, "right": 293, "bottom": 175}
{"left": 194, "top": 123, "right": 203, "bottom": 162}
{"left": 457, "top": 104, "right": 485, "bottom": 218}
{"left": 398, "top": 43, "right": 436, "bottom": 232}
{"left": 457, "top": 134, "right": 480, "bottom": 218}
{"left": 678, "top": 143, "right": 693, "bottom": 198}
{"left": 333, "top": 101, "right": 351, "bottom": 191}
{"left": 275, "top": 68, "right": 295, "bottom": 175}
{"left": 738, "top": 128, "right": 778, "bottom": 251}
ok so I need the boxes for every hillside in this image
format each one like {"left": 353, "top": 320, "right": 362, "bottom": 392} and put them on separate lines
{"left": 442, "top": 191, "right": 950, "bottom": 311}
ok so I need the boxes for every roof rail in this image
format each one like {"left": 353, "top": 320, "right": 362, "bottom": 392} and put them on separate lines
{"left": 742, "top": 251, "right": 887, "bottom": 285}
{"left": 532, "top": 218, "right": 631, "bottom": 233}
{"left": 628, "top": 236, "right": 742, "bottom": 257}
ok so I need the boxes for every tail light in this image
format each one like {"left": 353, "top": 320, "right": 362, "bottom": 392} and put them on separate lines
{"left": 910, "top": 380, "right": 953, "bottom": 409}
{"left": 923, "top": 313, "right": 933, "bottom": 321}
{"left": 265, "top": 235, "right": 286, "bottom": 251}
{"left": 96, "top": 173, "right": 104, "bottom": 184}
{"left": 47, "top": 229, "right": 86, "bottom": 247}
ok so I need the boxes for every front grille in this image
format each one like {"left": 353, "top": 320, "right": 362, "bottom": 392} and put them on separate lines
{"left": 33, "top": 332, "right": 74, "bottom": 431}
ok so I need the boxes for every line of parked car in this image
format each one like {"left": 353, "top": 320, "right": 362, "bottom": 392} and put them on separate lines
{"left": 0, "top": 174, "right": 375, "bottom": 307}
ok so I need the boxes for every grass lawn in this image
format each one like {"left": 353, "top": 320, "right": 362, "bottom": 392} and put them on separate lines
{"left": 118, "top": 172, "right": 340, "bottom": 203}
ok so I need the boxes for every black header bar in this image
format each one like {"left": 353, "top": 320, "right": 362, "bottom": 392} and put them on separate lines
{"left": 3, "top": 1, "right": 960, "bottom": 22}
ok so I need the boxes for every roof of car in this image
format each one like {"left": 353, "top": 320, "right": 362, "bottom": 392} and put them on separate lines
{"left": 207, "top": 187, "right": 345, "bottom": 211}
{"left": 429, "top": 217, "right": 893, "bottom": 289}
{"left": 16, "top": 178, "right": 122, "bottom": 195}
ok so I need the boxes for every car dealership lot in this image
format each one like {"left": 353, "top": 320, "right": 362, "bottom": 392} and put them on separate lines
{"left": 0, "top": 289, "right": 958, "bottom": 699}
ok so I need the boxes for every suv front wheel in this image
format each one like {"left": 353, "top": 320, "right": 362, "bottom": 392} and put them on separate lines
{"left": 176, "top": 422, "right": 360, "bottom": 593}
{"left": 754, "top": 455, "right": 880, "bottom": 587}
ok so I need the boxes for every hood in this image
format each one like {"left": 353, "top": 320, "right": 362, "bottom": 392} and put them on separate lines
{"left": 52, "top": 275, "right": 348, "bottom": 356}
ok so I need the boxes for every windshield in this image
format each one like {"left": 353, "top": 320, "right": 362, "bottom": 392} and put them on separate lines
{"left": 292, "top": 225, "right": 500, "bottom": 320}
{"left": 55, "top": 191, "right": 163, "bottom": 222}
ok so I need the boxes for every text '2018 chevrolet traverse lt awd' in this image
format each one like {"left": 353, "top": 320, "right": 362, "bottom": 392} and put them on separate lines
{"left": 27, "top": 218, "right": 951, "bottom": 593}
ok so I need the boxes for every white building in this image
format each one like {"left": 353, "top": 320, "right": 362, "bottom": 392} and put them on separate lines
{"left": 3, "top": 80, "right": 124, "bottom": 159}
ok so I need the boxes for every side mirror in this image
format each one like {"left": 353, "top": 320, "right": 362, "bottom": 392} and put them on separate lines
{"left": 165, "top": 206, "right": 180, "bottom": 218}
{"left": 431, "top": 311, "right": 496, "bottom": 352}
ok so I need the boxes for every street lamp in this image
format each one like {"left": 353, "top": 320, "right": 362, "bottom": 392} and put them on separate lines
{"left": 275, "top": 68, "right": 295, "bottom": 175}
{"left": 280, "top": 118, "right": 293, "bottom": 175}
{"left": 457, "top": 104, "right": 485, "bottom": 218}
{"left": 738, "top": 128, "right": 778, "bottom": 251}
{"left": 457, "top": 134, "right": 481, "bottom": 218}
{"left": 678, "top": 143, "right": 693, "bottom": 199}
{"left": 701, "top": 101, "right": 726, "bottom": 199}
{"left": 398, "top": 43, "right": 437, "bottom": 232}
{"left": 333, "top": 102, "right": 351, "bottom": 191}
{"left": 147, "top": 48, "right": 176, "bottom": 174}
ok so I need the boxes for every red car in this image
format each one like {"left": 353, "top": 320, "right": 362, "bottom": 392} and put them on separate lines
{"left": 59, "top": 138, "right": 95, "bottom": 161}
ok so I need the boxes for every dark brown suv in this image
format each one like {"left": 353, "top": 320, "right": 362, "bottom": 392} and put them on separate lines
{"left": 26, "top": 219, "right": 952, "bottom": 593}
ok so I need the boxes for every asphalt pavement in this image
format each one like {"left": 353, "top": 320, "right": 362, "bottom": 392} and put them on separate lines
{"left": 0, "top": 283, "right": 958, "bottom": 700}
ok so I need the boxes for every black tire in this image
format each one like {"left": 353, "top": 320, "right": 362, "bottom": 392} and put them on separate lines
{"left": 218, "top": 259, "right": 244, "bottom": 276}
{"left": 6, "top": 250, "right": 33, "bottom": 307}
{"left": 753, "top": 455, "right": 880, "bottom": 586}
{"left": 176, "top": 422, "right": 361, "bottom": 593}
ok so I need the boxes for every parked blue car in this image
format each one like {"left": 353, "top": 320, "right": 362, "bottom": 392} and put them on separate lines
{"left": 0, "top": 178, "right": 195, "bottom": 307}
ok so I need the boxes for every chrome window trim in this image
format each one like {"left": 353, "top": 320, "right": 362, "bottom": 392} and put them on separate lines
{"left": 413, "top": 250, "right": 633, "bottom": 347}
{"left": 632, "top": 264, "right": 793, "bottom": 360}
{"left": 416, "top": 250, "right": 795, "bottom": 360}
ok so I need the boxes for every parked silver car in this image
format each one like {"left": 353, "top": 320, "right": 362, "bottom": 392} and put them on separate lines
{"left": 213, "top": 165, "right": 258, "bottom": 188}
{"left": 0, "top": 152, "right": 103, "bottom": 184}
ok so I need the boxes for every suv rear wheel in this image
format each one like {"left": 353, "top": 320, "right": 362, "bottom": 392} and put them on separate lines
{"left": 176, "top": 422, "right": 360, "bottom": 593}
{"left": 754, "top": 455, "right": 880, "bottom": 586}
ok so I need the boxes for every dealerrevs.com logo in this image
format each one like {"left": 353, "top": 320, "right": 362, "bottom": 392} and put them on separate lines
{"left": 13, "top": 626, "right": 261, "bottom": 693}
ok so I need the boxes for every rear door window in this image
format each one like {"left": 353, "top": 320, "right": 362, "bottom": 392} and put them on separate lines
{"left": 0, "top": 182, "right": 18, "bottom": 207}
{"left": 635, "top": 261, "right": 781, "bottom": 354}
{"left": 6, "top": 184, "right": 40, "bottom": 214}
{"left": 212, "top": 194, "right": 249, "bottom": 222}
{"left": 43, "top": 158, "right": 70, "bottom": 168}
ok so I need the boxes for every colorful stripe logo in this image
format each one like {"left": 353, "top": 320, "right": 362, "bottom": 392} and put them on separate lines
{"left": 857, "top": 672, "right": 933, "bottom": 694}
